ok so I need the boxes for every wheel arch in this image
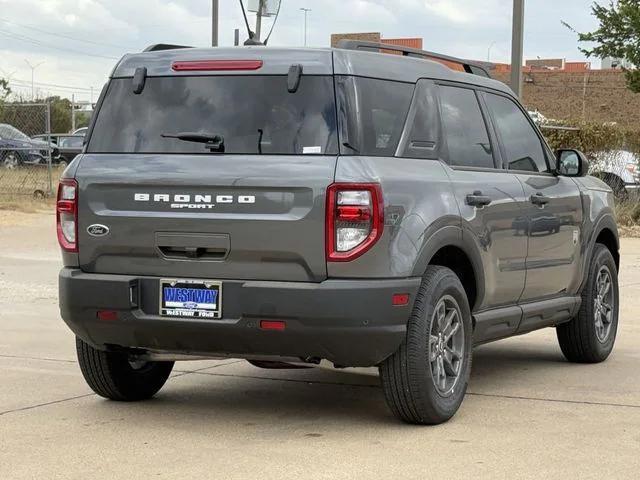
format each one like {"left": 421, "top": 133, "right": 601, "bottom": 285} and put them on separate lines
{"left": 580, "top": 213, "right": 620, "bottom": 292}
{"left": 412, "top": 225, "right": 484, "bottom": 311}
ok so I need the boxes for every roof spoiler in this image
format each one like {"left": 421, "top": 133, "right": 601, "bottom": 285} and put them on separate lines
{"left": 336, "top": 40, "right": 491, "bottom": 78}
{"left": 143, "top": 44, "right": 194, "bottom": 52}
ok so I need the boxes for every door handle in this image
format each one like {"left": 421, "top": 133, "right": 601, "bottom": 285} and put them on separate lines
{"left": 466, "top": 191, "right": 492, "bottom": 207}
{"left": 530, "top": 193, "right": 551, "bottom": 206}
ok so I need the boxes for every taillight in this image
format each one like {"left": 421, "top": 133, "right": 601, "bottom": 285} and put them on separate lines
{"left": 326, "top": 183, "right": 383, "bottom": 262}
{"left": 56, "top": 178, "right": 78, "bottom": 252}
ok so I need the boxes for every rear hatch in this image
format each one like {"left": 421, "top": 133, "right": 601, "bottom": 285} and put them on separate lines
{"left": 76, "top": 50, "right": 338, "bottom": 282}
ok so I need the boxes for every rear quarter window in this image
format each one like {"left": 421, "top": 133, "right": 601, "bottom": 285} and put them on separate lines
{"left": 337, "top": 76, "right": 414, "bottom": 157}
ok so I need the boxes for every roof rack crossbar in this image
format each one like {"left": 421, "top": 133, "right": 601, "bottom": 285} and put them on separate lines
{"left": 143, "top": 44, "right": 194, "bottom": 52}
{"left": 336, "top": 40, "right": 491, "bottom": 78}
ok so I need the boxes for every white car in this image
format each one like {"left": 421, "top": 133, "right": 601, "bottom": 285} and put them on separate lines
{"left": 592, "top": 150, "right": 640, "bottom": 198}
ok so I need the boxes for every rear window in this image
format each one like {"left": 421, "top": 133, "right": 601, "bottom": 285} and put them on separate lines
{"left": 88, "top": 75, "right": 338, "bottom": 155}
{"left": 337, "top": 77, "right": 414, "bottom": 157}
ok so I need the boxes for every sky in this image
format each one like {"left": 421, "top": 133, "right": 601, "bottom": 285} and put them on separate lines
{"left": 0, "top": 0, "right": 600, "bottom": 102}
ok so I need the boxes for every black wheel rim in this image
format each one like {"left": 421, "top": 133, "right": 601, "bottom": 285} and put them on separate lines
{"left": 429, "top": 295, "right": 465, "bottom": 396}
{"left": 594, "top": 265, "right": 614, "bottom": 343}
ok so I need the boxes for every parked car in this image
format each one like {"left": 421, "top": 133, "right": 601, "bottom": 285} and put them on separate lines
{"left": 0, "top": 124, "right": 59, "bottom": 169}
{"left": 591, "top": 150, "right": 640, "bottom": 199}
{"left": 57, "top": 41, "right": 620, "bottom": 425}
{"left": 72, "top": 127, "right": 88, "bottom": 136}
{"left": 33, "top": 134, "right": 84, "bottom": 167}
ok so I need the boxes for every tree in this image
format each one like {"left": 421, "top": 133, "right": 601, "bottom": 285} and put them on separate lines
{"left": 46, "top": 96, "right": 73, "bottom": 133}
{"left": 0, "top": 77, "right": 10, "bottom": 102}
{"left": 565, "top": 0, "right": 640, "bottom": 92}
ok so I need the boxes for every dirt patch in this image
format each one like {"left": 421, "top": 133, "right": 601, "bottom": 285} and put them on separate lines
{"left": 0, "top": 208, "right": 53, "bottom": 227}
{"left": 618, "top": 225, "right": 640, "bottom": 238}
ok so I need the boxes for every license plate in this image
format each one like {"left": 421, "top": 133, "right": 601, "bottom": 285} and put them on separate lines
{"left": 160, "top": 279, "right": 222, "bottom": 319}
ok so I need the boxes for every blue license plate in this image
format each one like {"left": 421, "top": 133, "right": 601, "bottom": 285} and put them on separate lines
{"left": 160, "top": 279, "right": 222, "bottom": 318}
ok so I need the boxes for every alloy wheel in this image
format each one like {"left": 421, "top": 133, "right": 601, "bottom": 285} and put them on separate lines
{"left": 3, "top": 152, "right": 18, "bottom": 170}
{"left": 594, "top": 265, "right": 614, "bottom": 343}
{"left": 429, "top": 295, "right": 465, "bottom": 396}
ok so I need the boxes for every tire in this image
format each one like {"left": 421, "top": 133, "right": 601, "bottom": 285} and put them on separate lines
{"left": 379, "top": 266, "right": 473, "bottom": 425}
{"left": 556, "top": 244, "right": 619, "bottom": 363}
{"left": 76, "top": 337, "right": 174, "bottom": 401}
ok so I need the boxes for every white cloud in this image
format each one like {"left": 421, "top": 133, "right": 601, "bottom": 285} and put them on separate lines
{"left": 423, "top": 1, "right": 471, "bottom": 24}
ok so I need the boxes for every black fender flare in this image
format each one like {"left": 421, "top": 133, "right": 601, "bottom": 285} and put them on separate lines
{"left": 579, "top": 212, "right": 619, "bottom": 292}
{"left": 411, "top": 224, "right": 486, "bottom": 309}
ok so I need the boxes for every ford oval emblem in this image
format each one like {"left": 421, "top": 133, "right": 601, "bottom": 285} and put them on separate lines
{"left": 87, "top": 224, "right": 110, "bottom": 237}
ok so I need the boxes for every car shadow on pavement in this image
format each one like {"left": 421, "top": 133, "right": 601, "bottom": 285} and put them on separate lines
{"left": 76, "top": 340, "right": 576, "bottom": 427}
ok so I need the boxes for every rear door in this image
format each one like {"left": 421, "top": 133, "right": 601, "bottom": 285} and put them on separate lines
{"left": 77, "top": 70, "right": 339, "bottom": 282}
{"left": 482, "top": 92, "right": 583, "bottom": 300}
{"left": 437, "top": 84, "right": 528, "bottom": 311}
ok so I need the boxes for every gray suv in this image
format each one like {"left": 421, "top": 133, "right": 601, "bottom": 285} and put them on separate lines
{"left": 57, "top": 41, "right": 620, "bottom": 425}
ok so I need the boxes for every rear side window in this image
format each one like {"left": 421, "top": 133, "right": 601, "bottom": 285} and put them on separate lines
{"left": 88, "top": 75, "right": 338, "bottom": 155}
{"left": 439, "top": 85, "right": 494, "bottom": 169}
{"left": 60, "top": 136, "right": 83, "bottom": 148}
{"left": 484, "top": 93, "right": 548, "bottom": 173}
{"left": 337, "top": 76, "right": 413, "bottom": 157}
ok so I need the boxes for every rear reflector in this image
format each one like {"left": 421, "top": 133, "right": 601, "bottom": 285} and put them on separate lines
{"left": 97, "top": 310, "right": 118, "bottom": 321}
{"left": 171, "top": 60, "right": 263, "bottom": 72}
{"left": 392, "top": 294, "right": 410, "bottom": 306}
{"left": 260, "top": 320, "right": 286, "bottom": 331}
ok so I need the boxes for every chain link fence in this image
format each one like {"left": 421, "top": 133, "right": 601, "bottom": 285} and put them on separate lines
{"left": 0, "top": 103, "right": 60, "bottom": 200}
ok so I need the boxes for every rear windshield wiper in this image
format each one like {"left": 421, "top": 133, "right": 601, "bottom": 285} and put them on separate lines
{"left": 161, "top": 132, "right": 225, "bottom": 152}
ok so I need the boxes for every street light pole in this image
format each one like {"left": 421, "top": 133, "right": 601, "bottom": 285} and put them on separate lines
{"left": 510, "top": 0, "right": 525, "bottom": 98}
{"left": 24, "top": 59, "right": 44, "bottom": 100}
{"left": 300, "top": 8, "right": 311, "bottom": 46}
{"left": 212, "top": 0, "right": 219, "bottom": 47}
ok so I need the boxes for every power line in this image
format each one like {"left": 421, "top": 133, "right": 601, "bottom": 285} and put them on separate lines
{"left": 0, "top": 29, "right": 118, "bottom": 60}
{"left": 9, "top": 79, "right": 94, "bottom": 92}
{"left": 0, "top": 17, "right": 129, "bottom": 50}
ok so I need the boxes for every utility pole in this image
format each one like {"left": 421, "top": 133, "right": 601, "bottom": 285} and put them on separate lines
{"left": 510, "top": 0, "right": 525, "bottom": 98}
{"left": 24, "top": 59, "right": 44, "bottom": 100}
{"left": 71, "top": 93, "right": 76, "bottom": 132}
{"left": 300, "top": 8, "right": 311, "bottom": 46}
{"left": 255, "top": 0, "right": 265, "bottom": 42}
{"left": 211, "top": 0, "right": 219, "bottom": 47}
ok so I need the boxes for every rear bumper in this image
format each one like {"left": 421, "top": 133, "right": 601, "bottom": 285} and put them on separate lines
{"left": 59, "top": 268, "right": 420, "bottom": 367}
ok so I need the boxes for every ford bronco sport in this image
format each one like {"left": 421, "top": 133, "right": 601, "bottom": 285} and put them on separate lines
{"left": 58, "top": 41, "right": 620, "bottom": 425}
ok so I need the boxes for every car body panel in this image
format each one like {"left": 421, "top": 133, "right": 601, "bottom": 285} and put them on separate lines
{"left": 75, "top": 153, "right": 337, "bottom": 282}
{"left": 515, "top": 174, "right": 584, "bottom": 300}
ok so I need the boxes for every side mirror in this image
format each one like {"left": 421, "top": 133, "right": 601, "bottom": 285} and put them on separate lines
{"left": 556, "top": 149, "right": 589, "bottom": 177}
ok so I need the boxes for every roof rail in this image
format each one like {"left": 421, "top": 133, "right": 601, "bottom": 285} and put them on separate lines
{"left": 143, "top": 44, "right": 194, "bottom": 53}
{"left": 336, "top": 40, "right": 491, "bottom": 78}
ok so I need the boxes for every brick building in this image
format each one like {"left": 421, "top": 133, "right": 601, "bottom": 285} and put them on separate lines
{"left": 330, "top": 32, "right": 422, "bottom": 50}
